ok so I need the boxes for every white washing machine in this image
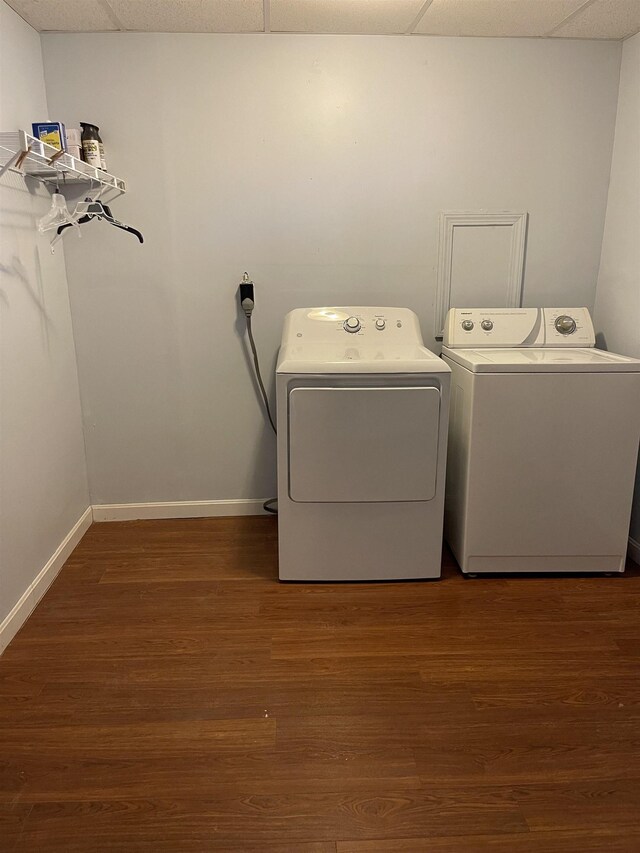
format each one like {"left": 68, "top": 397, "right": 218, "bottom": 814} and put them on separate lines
{"left": 276, "top": 307, "right": 451, "bottom": 581}
{"left": 442, "top": 307, "right": 640, "bottom": 575}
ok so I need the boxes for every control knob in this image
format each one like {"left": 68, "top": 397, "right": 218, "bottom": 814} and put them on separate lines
{"left": 375, "top": 318, "right": 386, "bottom": 330}
{"left": 461, "top": 320, "right": 474, "bottom": 331}
{"left": 344, "top": 316, "right": 361, "bottom": 333}
{"left": 555, "top": 315, "right": 577, "bottom": 335}
{"left": 481, "top": 319, "right": 493, "bottom": 331}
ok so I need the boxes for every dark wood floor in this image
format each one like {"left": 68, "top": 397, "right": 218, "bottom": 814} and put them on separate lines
{"left": 2, "top": 517, "right": 640, "bottom": 851}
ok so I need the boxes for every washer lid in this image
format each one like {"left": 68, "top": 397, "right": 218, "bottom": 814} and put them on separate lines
{"left": 442, "top": 346, "right": 640, "bottom": 373}
{"left": 277, "top": 343, "right": 450, "bottom": 374}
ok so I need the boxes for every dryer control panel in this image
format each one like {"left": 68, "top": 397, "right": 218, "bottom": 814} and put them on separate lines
{"left": 443, "top": 307, "right": 596, "bottom": 349}
{"left": 281, "top": 307, "right": 425, "bottom": 345}
{"left": 277, "top": 306, "right": 447, "bottom": 375}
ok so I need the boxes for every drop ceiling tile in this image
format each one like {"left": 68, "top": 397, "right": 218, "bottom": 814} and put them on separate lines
{"left": 415, "top": 0, "right": 588, "bottom": 37}
{"left": 551, "top": 0, "right": 640, "bottom": 39}
{"left": 270, "top": 0, "right": 426, "bottom": 34}
{"left": 106, "top": 0, "right": 264, "bottom": 33}
{"left": 6, "top": 0, "right": 118, "bottom": 31}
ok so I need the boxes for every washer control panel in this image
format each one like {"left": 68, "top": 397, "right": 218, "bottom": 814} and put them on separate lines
{"left": 443, "top": 307, "right": 596, "bottom": 348}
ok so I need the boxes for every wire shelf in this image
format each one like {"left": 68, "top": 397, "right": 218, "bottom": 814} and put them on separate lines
{"left": 0, "top": 129, "right": 127, "bottom": 193}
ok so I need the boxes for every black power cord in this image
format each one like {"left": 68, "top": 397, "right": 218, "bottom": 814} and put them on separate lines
{"left": 262, "top": 498, "right": 278, "bottom": 514}
{"left": 240, "top": 273, "right": 278, "bottom": 515}
{"left": 245, "top": 313, "right": 277, "bottom": 435}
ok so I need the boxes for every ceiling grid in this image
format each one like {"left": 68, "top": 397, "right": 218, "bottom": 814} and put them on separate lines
{"left": 5, "top": 0, "right": 640, "bottom": 39}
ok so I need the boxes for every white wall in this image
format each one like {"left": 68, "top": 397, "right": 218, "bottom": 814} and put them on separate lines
{"left": 593, "top": 32, "right": 640, "bottom": 546}
{"left": 0, "top": 2, "right": 89, "bottom": 646}
{"left": 41, "top": 33, "right": 621, "bottom": 506}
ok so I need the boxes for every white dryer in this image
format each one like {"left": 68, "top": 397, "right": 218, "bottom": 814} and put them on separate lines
{"left": 442, "top": 307, "right": 640, "bottom": 575}
{"left": 276, "top": 307, "right": 451, "bottom": 581}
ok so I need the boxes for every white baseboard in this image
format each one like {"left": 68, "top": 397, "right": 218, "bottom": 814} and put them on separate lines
{"left": 0, "top": 506, "right": 92, "bottom": 655}
{"left": 91, "top": 499, "right": 271, "bottom": 522}
{"left": 0, "top": 500, "right": 272, "bottom": 655}
{"left": 629, "top": 536, "right": 640, "bottom": 566}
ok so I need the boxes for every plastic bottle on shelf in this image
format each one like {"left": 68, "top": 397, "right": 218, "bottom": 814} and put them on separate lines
{"left": 66, "top": 128, "right": 82, "bottom": 160}
{"left": 80, "top": 122, "right": 106, "bottom": 170}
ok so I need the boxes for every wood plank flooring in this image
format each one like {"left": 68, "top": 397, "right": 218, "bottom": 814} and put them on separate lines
{"left": 1, "top": 516, "right": 640, "bottom": 851}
